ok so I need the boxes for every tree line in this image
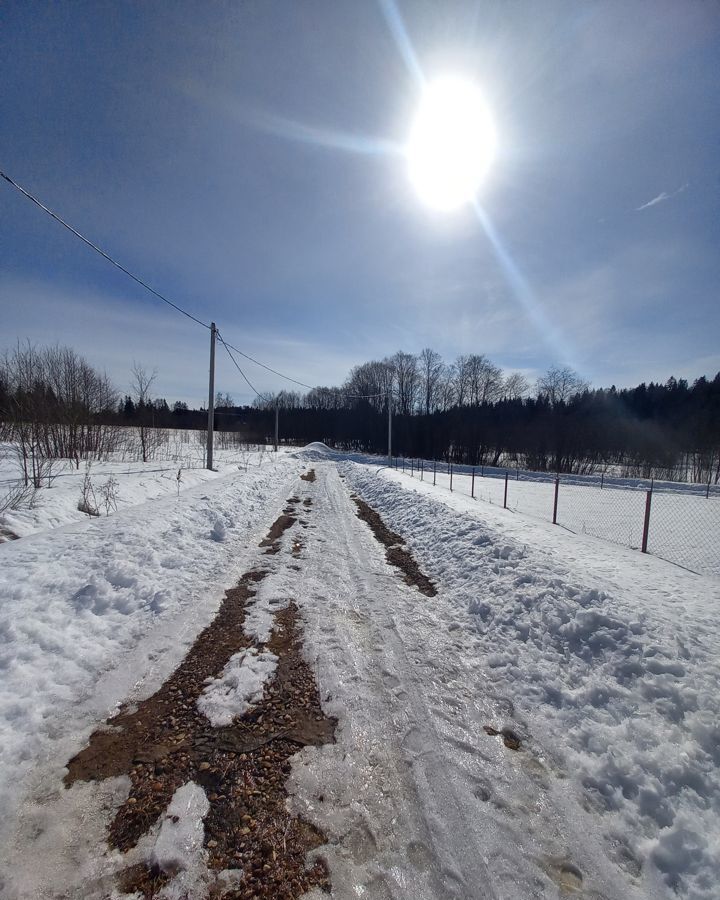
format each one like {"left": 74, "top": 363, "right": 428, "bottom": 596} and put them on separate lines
{"left": 2, "top": 342, "right": 719, "bottom": 483}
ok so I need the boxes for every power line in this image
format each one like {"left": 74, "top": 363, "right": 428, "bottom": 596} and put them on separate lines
{"left": 218, "top": 338, "right": 316, "bottom": 390}
{"left": 218, "top": 336, "right": 387, "bottom": 397}
{"left": 1, "top": 168, "right": 392, "bottom": 398}
{"left": 218, "top": 342, "right": 385, "bottom": 398}
{"left": 218, "top": 335, "right": 388, "bottom": 403}
{"left": 0, "top": 169, "right": 211, "bottom": 330}
{"left": 217, "top": 332, "right": 268, "bottom": 402}
{"left": 217, "top": 336, "right": 387, "bottom": 400}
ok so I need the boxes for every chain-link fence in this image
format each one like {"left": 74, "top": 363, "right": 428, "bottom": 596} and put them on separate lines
{"left": 644, "top": 491, "right": 719, "bottom": 576}
{"left": 396, "top": 458, "right": 719, "bottom": 578}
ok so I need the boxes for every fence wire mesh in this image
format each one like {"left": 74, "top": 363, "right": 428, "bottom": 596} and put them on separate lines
{"left": 400, "top": 458, "right": 719, "bottom": 578}
{"left": 555, "top": 484, "right": 647, "bottom": 551}
{"left": 646, "top": 492, "right": 720, "bottom": 577}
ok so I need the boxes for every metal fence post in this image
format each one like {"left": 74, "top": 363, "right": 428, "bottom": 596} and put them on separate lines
{"left": 516, "top": 468, "right": 519, "bottom": 481}
{"left": 601, "top": 473, "right": 604, "bottom": 489}
{"left": 411, "top": 458, "right": 414, "bottom": 477}
{"left": 641, "top": 489, "right": 653, "bottom": 553}
{"left": 433, "top": 460, "right": 436, "bottom": 486}
{"left": 471, "top": 466, "right": 475, "bottom": 499}
{"left": 402, "top": 457, "right": 405, "bottom": 473}
{"left": 481, "top": 465, "right": 484, "bottom": 477}
{"left": 552, "top": 475, "right": 559, "bottom": 524}
{"left": 421, "top": 460, "right": 424, "bottom": 481}
{"left": 450, "top": 464, "right": 453, "bottom": 492}
{"left": 503, "top": 471, "right": 509, "bottom": 509}
{"left": 707, "top": 479, "right": 711, "bottom": 499}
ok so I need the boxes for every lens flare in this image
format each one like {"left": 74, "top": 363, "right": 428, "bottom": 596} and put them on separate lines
{"left": 407, "top": 76, "right": 497, "bottom": 211}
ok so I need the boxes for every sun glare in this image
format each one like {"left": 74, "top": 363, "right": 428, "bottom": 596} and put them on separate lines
{"left": 406, "top": 76, "right": 497, "bottom": 212}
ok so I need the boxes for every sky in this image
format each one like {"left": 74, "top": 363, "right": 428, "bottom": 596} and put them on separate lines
{"left": 1, "top": 0, "right": 719, "bottom": 406}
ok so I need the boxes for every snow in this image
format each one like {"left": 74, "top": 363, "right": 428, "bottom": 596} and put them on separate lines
{"left": 151, "top": 781, "right": 209, "bottom": 876}
{"left": 197, "top": 647, "right": 277, "bottom": 726}
{"left": 330, "top": 460, "right": 720, "bottom": 899}
{"left": 398, "top": 463, "right": 719, "bottom": 577}
{"left": 290, "top": 440, "right": 337, "bottom": 460}
{"left": 243, "top": 573, "right": 290, "bottom": 643}
{"left": 1, "top": 444, "right": 718, "bottom": 900}
{"left": 145, "top": 781, "right": 243, "bottom": 900}
{"left": 0, "top": 431, "right": 272, "bottom": 542}
{"left": 0, "top": 444, "right": 303, "bottom": 874}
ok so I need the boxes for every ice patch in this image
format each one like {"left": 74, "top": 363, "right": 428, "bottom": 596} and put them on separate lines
{"left": 244, "top": 575, "right": 289, "bottom": 643}
{"left": 145, "top": 781, "right": 233, "bottom": 900}
{"left": 151, "top": 782, "right": 209, "bottom": 875}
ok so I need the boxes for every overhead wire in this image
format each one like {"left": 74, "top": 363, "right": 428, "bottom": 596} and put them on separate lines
{"left": 0, "top": 169, "right": 211, "bottom": 330}
{"left": 216, "top": 332, "right": 269, "bottom": 403}
{"left": 218, "top": 340, "right": 392, "bottom": 400}
{"left": 1, "top": 168, "right": 394, "bottom": 400}
{"left": 217, "top": 338, "right": 316, "bottom": 390}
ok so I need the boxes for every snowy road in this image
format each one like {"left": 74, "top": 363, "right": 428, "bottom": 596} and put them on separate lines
{"left": 1, "top": 447, "right": 718, "bottom": 899}
{"left": 289, "top": 461, "right": 651, "bottom": 900}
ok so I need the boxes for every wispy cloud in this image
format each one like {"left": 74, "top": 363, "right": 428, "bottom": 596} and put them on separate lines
{"left": 0, "top": 275, "right": 357, "bottom": 405}
{"left": 636, "top": 183, "right": 688, "bottom": 211}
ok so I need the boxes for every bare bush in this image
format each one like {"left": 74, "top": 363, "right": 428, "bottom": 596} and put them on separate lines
{"left": 1, "top": 342, "right": 120, "bottom": 478}
{"left": 98, "top": 476, "right": 119, "bottom": 515}
{"left": 77, "top": 467, "right": 99, "bottom": 517}
{"left": 194, "top": 429, "right": 207, "bottom": 467}
{"left": 0, "top": 480, "right": 37, "bottom": 513}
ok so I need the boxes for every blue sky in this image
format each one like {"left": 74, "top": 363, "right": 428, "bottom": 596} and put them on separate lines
{"left": 1, "top": 0, "right": 718, "bottom": 405}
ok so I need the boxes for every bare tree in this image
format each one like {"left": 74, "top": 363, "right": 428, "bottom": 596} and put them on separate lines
{"left": 215, "top": 391, "right": 234, "bottom": 408}
{"left": 391, "top": 351, "right": 420, "bottom": 415}
{"left": 503, "top": 372, "right": 530, "bottom": 401}
{"left": 451, "top": 355, "right": 471, "bottom": 407}
{"left": 536, "top": 366, "right": 589, "bottom": 405}
{"left": 304, "top": 386, "right": 344, "bottom": 410}
{"left": 436, "top": 368, "right": 456, "bottom": 411}
{"left": 277, "top": 390, "right": 302, "bottom": 409}
{"left": 466, "top": 354, "right": 503, "bottom": 406}
{"left": 1, "top": 342, "right": 118, "bottom": 481}
{"left": 419, "top": 348, "right": 444, "bottom": 416}
{"left": 130, "top": 362, "right": 157, "bottom": 462}
{"left": 343, "top": 360, "right": 393, "bottom": 411}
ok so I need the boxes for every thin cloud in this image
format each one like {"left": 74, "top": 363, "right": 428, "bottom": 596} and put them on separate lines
{"left": 636, "top": 183, "right": 688, "bottom": 211}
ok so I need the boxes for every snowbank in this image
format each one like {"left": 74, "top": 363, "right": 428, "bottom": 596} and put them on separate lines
{"left": 291, "top": 441, "right": 337, "bottom": 460}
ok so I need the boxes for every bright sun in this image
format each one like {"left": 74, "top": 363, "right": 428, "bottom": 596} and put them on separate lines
{"left": 406, "top": 76, "right": 497, "bottom": 212}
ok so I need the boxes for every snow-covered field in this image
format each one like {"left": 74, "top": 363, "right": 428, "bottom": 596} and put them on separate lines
{"left": 1, "top": 441, "right": 718, "bottom": 900}
{"left": 0, "top": 432, "right": 274, "bottom": 541}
